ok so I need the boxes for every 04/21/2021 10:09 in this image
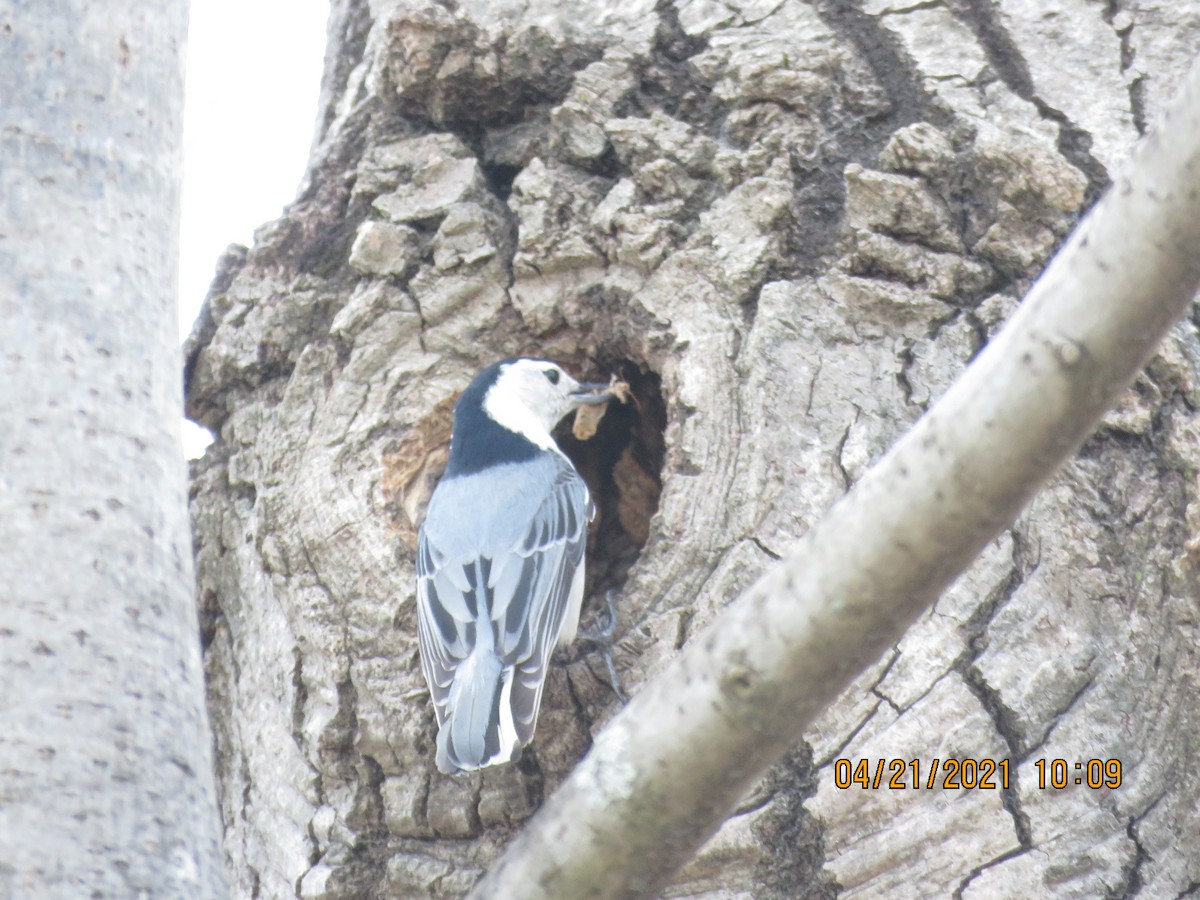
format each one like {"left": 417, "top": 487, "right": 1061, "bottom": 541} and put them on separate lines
{"left": 832, "top": 758, "right": 1123, "bottom": 791}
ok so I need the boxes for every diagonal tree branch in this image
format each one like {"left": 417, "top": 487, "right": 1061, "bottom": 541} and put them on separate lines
{"left": 469, "top": 55, "right": 1200, "bottom": 900}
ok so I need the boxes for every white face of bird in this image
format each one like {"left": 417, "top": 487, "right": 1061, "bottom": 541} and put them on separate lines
{"left": 483, "top": 359, "right": 598, "bottom": 448}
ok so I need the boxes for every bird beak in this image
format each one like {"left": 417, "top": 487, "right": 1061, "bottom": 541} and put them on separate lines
{"left": 570, "top": 382, "right": 614, "bottom": 406}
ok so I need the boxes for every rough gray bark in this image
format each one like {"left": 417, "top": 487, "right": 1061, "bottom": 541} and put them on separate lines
{"left": 0, "top": 2, "right": 226, "bottom": 896}
{"left": 185, "top": 0, "right": 1200, "bottom": 897}
{"left": 471, "top": 54, "right": 1200, "bottom": 898}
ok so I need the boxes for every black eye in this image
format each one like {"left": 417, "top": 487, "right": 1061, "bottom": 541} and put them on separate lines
{"left": 543, "top": 368, "right": 560, "bottom": 384}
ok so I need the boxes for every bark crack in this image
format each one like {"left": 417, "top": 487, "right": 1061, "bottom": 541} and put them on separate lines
{"left": 948, "top": 0, "right": 1109, "bottom": 200}
{"left": 960, "top": 665, "right": 1032, "bottom": 845}
{"left": 291, "top": 647, "right": 308, "bottom": 752}
{"left": 833, "top": 408, "right": 860, "bottom": 490}
{"left": 867, "top": 647, "right": 902, "bottom": 695}
{"left": 871, "top": 685, "right": 903, "bottom": 716}
{"left": 1020, "top": 667, "right": 1096, "bottom": 758}
{"left": 877, "top": 0, "right": 946, "bottom": 15}
{"left": 642, "top": 0, "right": 714, "bottom": 125}
{"left": 958, "top": 530, "right": 1025, "bottom": 653}
{"left": 1115, "top": 790, "right": 1169, "bottom": 898}
{"left": 409, "top": 290, "right": 428, "bottom": 353}
{"left": 1104, "top": 3, "right": 1146, "bottom": 136}
{"left": 804, "top": 356, "right": 824, "bottom": 418}
{"left": 896, "top": 343, "right": 917, "bottom": 409}
{"left": 814, "top": 0, "right": 949, "bottom": 131}
{"left": 952, "top": 846, "right": 1032, "bottom": 900}
{"left": 892, "top": 663, "right": 956, "bottom": 714}
{"left": 946, "top": 529, "right": 1032, "bottom": 864}
{"left": 740, "top": 0, "right": 789, "bottom": 28}
{"left": 1117, "top": 814, "right": 1151, "bottom": 899}
{"left": 813, "top": 698, "right": 884, "bottom": 768}
{"left": 747, "top": 535, "right": 783, "bottom": 561}
{"left": 674, "top": 607, "right": 695, "bottom": 650}
{"left": 1127, "top": 73, "right": 1148, "bottom": 137}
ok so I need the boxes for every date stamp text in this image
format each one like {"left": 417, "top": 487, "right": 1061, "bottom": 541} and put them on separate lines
{"left": 832, "top": 758, "right": 1122, "bottom": 790}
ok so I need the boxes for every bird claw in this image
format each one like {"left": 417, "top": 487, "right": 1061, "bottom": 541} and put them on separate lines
{"left": 578, "top": 589, "right": 627, "bottom": 703}
{"left": 578, "top": 587, "right": 618, "bottom": 643}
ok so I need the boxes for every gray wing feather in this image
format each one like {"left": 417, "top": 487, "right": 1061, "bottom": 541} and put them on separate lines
{"left": 416, "top": 532, "right": 459, "bottom": 725}
{"left": 417, "top": 456, "right": 592, "bottom": 741}
{"left": 509, "top": 539, "right": 583, "bottom": 739}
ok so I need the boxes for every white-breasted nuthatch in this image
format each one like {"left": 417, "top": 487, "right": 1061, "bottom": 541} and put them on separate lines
{"left": 416, "top": 358, "right": 613, "bottom": 774}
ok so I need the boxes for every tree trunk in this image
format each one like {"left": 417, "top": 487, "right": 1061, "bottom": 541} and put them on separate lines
{"left": 185, "top": 0, "right": 1200, "bottom": 897}
{"left": 0, "top": 2, "right": 226, "bottom": 896}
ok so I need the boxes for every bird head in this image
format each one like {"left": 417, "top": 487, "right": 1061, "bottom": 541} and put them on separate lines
{"left": 481, "top": 358, "right": 610, "bottom": 447}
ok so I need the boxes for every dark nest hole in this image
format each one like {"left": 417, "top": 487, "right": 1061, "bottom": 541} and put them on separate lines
{"left": 553, "top": 358, "right": 667, "bottom": 626}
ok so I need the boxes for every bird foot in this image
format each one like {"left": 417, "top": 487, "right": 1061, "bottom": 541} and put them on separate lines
{"left": 577, "top": 589, "right": 627, "bottom": 703}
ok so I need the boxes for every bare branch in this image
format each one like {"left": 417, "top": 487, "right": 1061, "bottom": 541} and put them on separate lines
{"left": 470, "top": 56, "right": 1200, "bottom": 900}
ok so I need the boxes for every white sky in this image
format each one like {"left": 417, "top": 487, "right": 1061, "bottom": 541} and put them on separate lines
{"left": 179, "top": 0, "right": 330, "bottom": 456}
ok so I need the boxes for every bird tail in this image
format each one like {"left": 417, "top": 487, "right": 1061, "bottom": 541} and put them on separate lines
{"left": 436, "top": 649, "right": 520, "bottom": 774}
